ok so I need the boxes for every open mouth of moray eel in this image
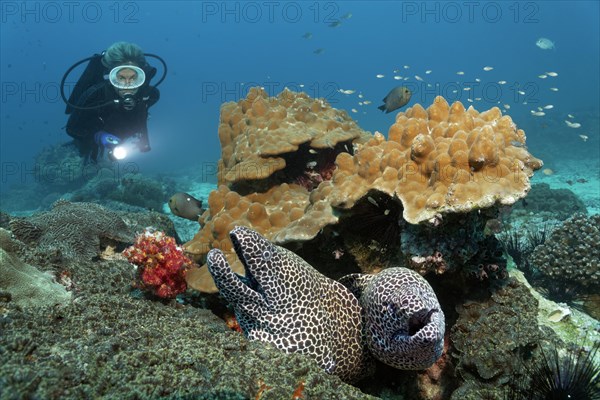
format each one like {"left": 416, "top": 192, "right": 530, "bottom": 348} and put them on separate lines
{"left": 229, "top": 228, "right": 266, "bottom": 299}
{"left": 392, "top": 308, "right": 439, "bottom": 342}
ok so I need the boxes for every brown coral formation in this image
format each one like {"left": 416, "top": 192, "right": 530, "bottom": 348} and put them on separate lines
{"left": 217, "top": 87, "right": 371, "bottom": 189}
{"left": 305, "top": 96, "right": 543, "bottom": 224}
{"left": 185, "top": 93, "right": 542, "bottom": 292}
{"left": 185, "top": 88, "right": 372, "bottom": 292}
{"left": 184, "top": 183, "right": 337, "bottom": 292}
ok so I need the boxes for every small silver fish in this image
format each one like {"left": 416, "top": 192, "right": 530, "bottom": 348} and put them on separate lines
{"left": 536, "top": 37, "right": 555, "bottom": 50}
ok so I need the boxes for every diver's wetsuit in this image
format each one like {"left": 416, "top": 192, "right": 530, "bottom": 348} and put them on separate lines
{"left": 65, "top": 54, "right": 160, "bottom": 162}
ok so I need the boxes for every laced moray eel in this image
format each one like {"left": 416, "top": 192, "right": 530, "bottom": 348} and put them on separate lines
{"left": 207, "top": 226, "right": 371, "bottom": 383}
{"left": 339, "top": 268, "right": 445, "bottom": 370}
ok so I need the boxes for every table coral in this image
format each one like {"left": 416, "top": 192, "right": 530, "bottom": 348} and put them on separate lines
{"left": 9, "top": 200, "right": 133, "bottom": 260}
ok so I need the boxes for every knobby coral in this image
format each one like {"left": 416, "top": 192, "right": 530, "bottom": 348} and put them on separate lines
{"left": 300, "top": 96, "right": 542, "bottom": 226}
{"left": 184, "top": 92, "right": 541, "bottom": 292}
{"left": 217, "top": 86, "right": 371, "bottom": 190}
{"left": 531, "top": 213, "right": 600, "bottom": 296}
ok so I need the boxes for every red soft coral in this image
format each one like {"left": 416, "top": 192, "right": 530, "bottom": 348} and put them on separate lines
{"left": 123, "top": 229, "right": 195, "bottom": 299}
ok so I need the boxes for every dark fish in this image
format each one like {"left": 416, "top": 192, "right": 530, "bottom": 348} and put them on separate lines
{"left": 378, "top": 86, "right": 412, "bottom": 113}
{"left": 302, "top": 32, "right": 312, "bottom": 39}
{"left": 341, "top": 12, "right": 352, "bottom": 19}
{"left": 328, "top": 21, "right": 342, "bottom": 28}
{"left": 168, "top": 192, "right": 204, "bottom": 221}
{"left": 313, "top": 48, "right": 325, "bottom": 55}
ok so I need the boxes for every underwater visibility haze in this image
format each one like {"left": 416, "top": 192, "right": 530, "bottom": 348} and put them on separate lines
{"left": 0, "top": 1, "right": 599, "bottom": 399}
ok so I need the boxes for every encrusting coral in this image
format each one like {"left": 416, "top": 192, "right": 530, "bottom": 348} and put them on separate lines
{"left": 531, "top": 213, "right": 600, "bottom": 296}
{"left": 9, "top": 200, "right": 134, "bottom": 261}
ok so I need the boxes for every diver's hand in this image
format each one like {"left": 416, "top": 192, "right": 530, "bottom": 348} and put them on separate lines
{"left": 94, "top": 131, "right": 121, "bottom": 147}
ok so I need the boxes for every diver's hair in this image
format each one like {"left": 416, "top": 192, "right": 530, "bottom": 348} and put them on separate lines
{"left": 102, "top": 42, "right": 146, "bottom": 68}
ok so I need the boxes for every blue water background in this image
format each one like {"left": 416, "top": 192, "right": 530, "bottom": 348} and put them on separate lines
{"left": 1, "top": 1, "right": 598, "bottom": 198}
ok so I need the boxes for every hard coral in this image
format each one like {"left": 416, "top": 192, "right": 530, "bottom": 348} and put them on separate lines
{"left": 451, "top": 278, "right": 541, "bottom": 385}
{"left": 124, "top": 229, "right": 195, "bottom": 299}
{"left": 510, "top": 183, "right": 587, "bottom": 220}
{"left": 531, "top": 213, "right": 600, "bottom": 296}
{"left": 306, "top": 96, "right": 542, "bottom": 224}
{"left": 9, "top": 200, "right": 133, "bottom": 261}
{"left": 183, "top": 183, "right": 330, "bottom": 292}
{"left": 217, "top": 87, "right": 371, "bottom": 191}
{"left": 185, "top": 94, "right": 540, "bottom": 292}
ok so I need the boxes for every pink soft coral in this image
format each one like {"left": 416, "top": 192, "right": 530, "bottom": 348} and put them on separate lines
{"left": 123, "top": 229, "right": 194, "bottom": 298}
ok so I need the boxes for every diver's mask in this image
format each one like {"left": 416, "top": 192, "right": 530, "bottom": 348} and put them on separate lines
{"left": 109, "top": 65, "right": 146, "bottom": 110}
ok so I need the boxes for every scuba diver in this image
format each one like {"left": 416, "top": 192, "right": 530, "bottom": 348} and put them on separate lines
{"left": 61, "top": 41, "right": 166, "bottom": 162}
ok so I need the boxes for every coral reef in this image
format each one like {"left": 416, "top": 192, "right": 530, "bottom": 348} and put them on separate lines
{"left": 185, "top": 92, "right": 541, "bottom": 293}
{"left": 124, "top": 229, "right": 195, "bottom": 299}
{"left": 531, "top": 213, "right": 600, "bottom": 296}
{"left": 451, "top": 278, "right": 542, "bottom": 390}
{"left": 301, "top": 96, "right": 542, "bottom": 225}
{"left": 71, "top": 172, "right": 172, "bottom": 212}
{"left": 0, "top": 241, "right": 375, "bottom": 400}
{"left": 208, "top": 227, "right": 370, "bottom": 383}
{"left": 510, "top": 182, "right": 587, "bottom": 220}
{"left": 217, "top": 86, "right": 371, "bottom": 191}
{"left": 0, "top": 228, "right": 71, "bottom": 308}
{"left": 9, "top": 200, "right": 133, "bottom": 261}
{"left": 33, "top": 142, "right": 88, "bottom": 191}
{"left": 400, "top": 209, "right": 507, "bottom": 279}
